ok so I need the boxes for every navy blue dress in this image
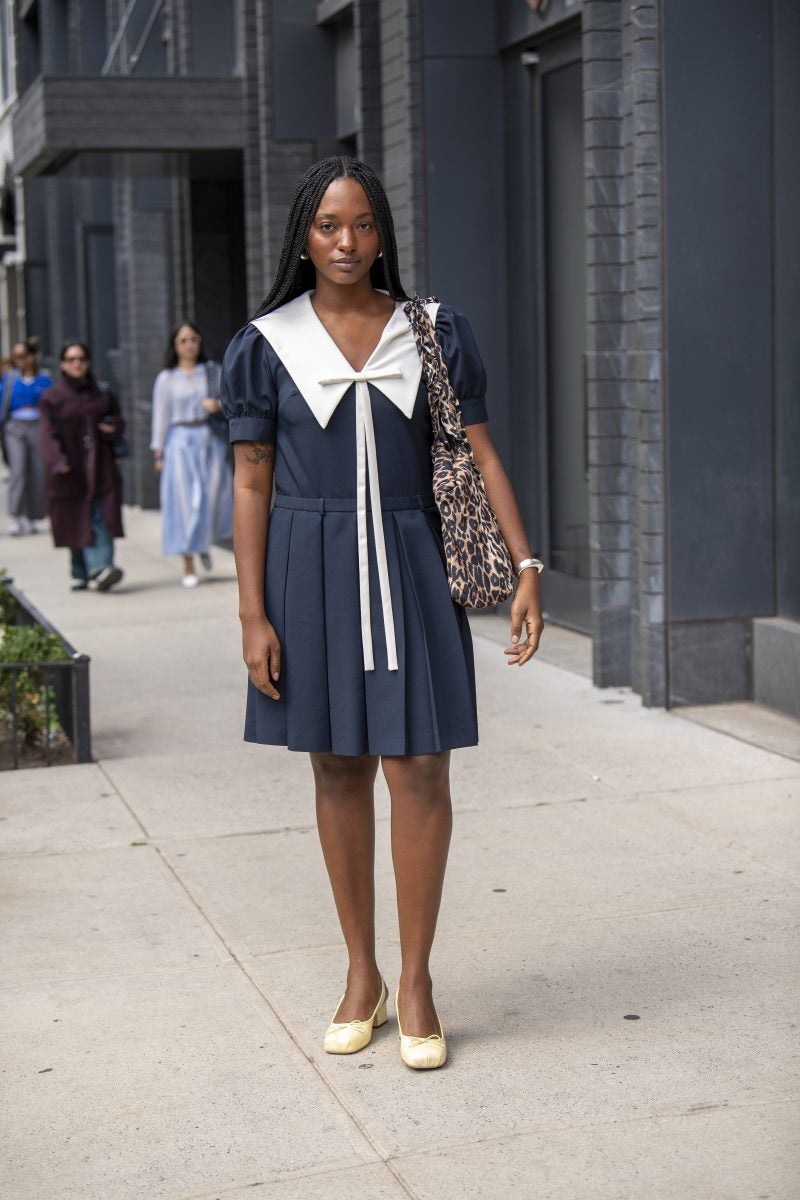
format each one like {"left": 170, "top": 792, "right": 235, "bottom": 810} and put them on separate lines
{"left": 221, "top": 292, "right": 488, "bottom": 757}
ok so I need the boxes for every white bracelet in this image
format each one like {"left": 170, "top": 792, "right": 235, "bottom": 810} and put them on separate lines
{"left": 516, "top": 557, "right": 543, "bottom": 576}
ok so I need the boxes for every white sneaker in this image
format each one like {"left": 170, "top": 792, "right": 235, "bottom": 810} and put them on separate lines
{"left": 181, "top": 573, "right": 199, "bottom": 589}
{"left": 93, "top": 565, "right": 124, "bottom": 592}
{"left": 8, "top": 518, "right": 23, "bottom": 536}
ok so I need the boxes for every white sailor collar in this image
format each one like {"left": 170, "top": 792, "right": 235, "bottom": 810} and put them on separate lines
{"left": 250, "top": 291, "right": 440, "bottom": 428}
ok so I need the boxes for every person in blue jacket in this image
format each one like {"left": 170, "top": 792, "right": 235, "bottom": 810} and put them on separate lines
{"left": 1, "top": 337, "right": 50, "bottom": 536}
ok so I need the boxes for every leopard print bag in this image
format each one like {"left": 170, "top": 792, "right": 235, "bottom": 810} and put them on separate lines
{"left": 404, "top": 296, "right": 514, "bottom": 608}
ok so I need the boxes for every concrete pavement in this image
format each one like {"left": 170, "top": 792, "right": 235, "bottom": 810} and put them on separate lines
{"left": 1, "top": 508, "right": 798, "bottom": 1200}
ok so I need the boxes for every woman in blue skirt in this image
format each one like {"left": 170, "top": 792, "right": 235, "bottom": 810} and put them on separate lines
{"left": 221, "top": 158, "right": 543, "bottom": 1069}
{"left": 151, "top": 322, "right": 232, "bottom": 588}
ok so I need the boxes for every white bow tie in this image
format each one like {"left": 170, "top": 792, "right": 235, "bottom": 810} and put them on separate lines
{"left": 251, "top": 292, "right": 440, "bottom": 673}
{"left": 317, "top": 367, "right": 403, "bottom": 671}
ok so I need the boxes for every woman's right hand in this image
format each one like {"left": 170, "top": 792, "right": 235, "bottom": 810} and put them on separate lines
{"left": 241, "top": 614, "right": 281, "bottom": 700}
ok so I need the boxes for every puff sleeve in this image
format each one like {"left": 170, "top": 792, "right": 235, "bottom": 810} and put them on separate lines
{"left": 150, "top": 370, "right": 173, "bottom": 452}
{"left": 220, "top": 323, "right": 278, "bottom": 445}
{"left": 434, "top": 305, "right": 489, "bottom": 426}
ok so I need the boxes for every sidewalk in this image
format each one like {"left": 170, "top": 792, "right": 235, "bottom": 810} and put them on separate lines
{"left": 1, "top": 509, "right": 798, "bottom": 1200}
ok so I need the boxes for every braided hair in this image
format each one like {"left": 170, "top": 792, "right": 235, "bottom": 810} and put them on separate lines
{"left": 253, "top": 157, "right": 409, "bottom": 316}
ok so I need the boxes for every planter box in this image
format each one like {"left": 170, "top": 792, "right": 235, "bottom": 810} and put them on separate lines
{"left": 0, "top": 580, "right": 91, "bottom": 769}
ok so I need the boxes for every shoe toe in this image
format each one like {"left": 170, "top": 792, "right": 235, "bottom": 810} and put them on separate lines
{"left": 400, "top": 1037, "right": 447, "bottom": 1070}
{"left": 323, "top": 1023, "right": 369, "bottom": 1055}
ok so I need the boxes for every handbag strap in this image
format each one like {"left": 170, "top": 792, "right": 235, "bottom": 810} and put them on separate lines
{"left": 403, "top": 296, "right": 465, "bottom": 450}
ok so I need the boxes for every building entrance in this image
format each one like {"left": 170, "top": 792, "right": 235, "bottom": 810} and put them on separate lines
{"left": 535, "top": 34, "right": 590, "bottom": 631}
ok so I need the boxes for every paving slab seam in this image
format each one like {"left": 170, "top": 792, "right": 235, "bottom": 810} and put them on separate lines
{"left": 146, "top": 823, "right": 320, "bottom": 846}
{"left": 138, "top": 796, "right": 605, "bottom": 846}
{"left": 377, "top": 895, "right": 792, "bottom": 946}
{"left": 645, "top": 797, "right": 800, "bottom": 885}
{"left": 151, "top": 844, "right": 285, "bottom": 971}
{"left": 97, "top": 759, "right": 152, "bottom": 841}
{"left": 671, "top": 709, "right": 800, "bottom": 764}
{"left": 175, "top": 1157, "right": 421, "bottom": 1200}
{"left": 0, "top": 960, "right": 241, "bottom": 992}
{"left": 228, "top": 959, "right": 425, "bottom": 1198}
{"left": 629, "top": 771, "right": 800, "bottom": 799}
{"left": 232, "top": 891, "right": 787, "bottom": 967}
{"left": 151, "top": 844, "right": 419, "bottom": 1188}
{"left": 383, "top": 1092, "right": 800, "bottom": 1167}
{"left": 0, "top": 843, "right": 158, "bottom": 861}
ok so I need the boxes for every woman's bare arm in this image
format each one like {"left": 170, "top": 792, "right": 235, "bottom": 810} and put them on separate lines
{"left": 232, "top": 441, "right": 282, "bottom": 699}
{"left": 465, "top": 422, "right": 544, "bottom": 666}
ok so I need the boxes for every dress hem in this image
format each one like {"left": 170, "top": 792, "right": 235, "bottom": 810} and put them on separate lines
{"left": 242, "top": 732, "right": 479, "bottom": 756}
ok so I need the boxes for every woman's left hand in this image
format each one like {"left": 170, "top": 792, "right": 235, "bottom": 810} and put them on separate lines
{"left": 505, "top": 571, "right": 544, "bottom": 666}
{"left": 202, "top": 397, "right": 222, "bottom": 413}
{"left": 98, "top": 422, "right": 116, "bottom": 434}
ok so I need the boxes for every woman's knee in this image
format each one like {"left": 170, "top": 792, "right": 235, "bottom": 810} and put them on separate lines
{"left": 382, "top": 751, "right": 451, "bottom": 799}
{"left": 310, "top": 752, "right": 378, "bottom": 795}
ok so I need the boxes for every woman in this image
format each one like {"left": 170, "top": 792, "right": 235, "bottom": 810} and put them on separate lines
{"left": 39, "top": 342, "right": 125, "bottom": 591}
{"left": 150, "top": 322, "right": 232, "bottom": 588}
{"left": 1, "top": 337, "right": 50, "bottom": 536}
{"left": 221, "top": 157, "right": 543, "bottom": 1070}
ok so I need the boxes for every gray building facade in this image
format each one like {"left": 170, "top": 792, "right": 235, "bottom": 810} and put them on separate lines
{"left": 2, "top": 0, "right": 798, "bottom": 716}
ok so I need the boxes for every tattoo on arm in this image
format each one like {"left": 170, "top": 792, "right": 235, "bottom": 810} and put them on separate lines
{"left": 244, "top": 442, "right": 274, "bottom": 465}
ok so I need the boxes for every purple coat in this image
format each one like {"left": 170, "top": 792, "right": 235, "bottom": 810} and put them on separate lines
{"left": 39, "top": 374, "right": 125, "bottom": 549}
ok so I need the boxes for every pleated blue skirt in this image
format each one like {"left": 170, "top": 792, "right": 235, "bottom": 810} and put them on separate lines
{"left": 160, "top": 424, "right": 233, "bottom": 556}
{"left": 244, "top": 492, "right": 478, "bottom": 756}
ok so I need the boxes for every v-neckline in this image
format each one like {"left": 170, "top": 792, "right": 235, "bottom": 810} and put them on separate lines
{"left": 305, "top": 292, "right": 404, "bottom": 374}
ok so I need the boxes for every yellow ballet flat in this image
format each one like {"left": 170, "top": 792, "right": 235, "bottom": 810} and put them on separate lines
{"left": 395, "top": 989, "right": 447, "bottom": 1070}
{"left": 323, "top": 978, "right": 388, "bottom": 1055}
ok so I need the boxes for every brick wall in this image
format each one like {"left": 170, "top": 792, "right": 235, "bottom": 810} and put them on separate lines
{"left": 583, "top": 0, "right": 632, "bottom": 686}
{"left": 582, "top": 0, "right": 666, "bottom": 701}
{"left": 627, "top": 0, "right": 666, "bottom": 705}
{"left": 379, "top": 0, "right": 427, "bottom": 292}
{"left": 356, "top": 0, "right": 384, "bottom": 172}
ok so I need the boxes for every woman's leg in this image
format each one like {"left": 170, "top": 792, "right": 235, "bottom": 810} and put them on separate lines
{"left": 83, "top": 500, "right": 115, "bottom": 577}
{"left": 27, "top": 420, "right": 47, "bottom": 522}
{"left": 70, "top": 548, "right": 88, "bottom": 584}
{"left": 161, "top": 430, "right": 203, "bottom": 571}
{"left": 381, "top": 751, "right": 452, "bottom": 1036}
{"left": 5, "top": 420, "right": 25, "bottom": 524}
{"left": 310, "top": 752, "right": 383, "bottom": 1021}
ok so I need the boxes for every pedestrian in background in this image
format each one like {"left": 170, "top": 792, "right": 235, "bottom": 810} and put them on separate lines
{"left": 150, "top": 322, "right": 232, "bottom": 589}
{"left": 221, "top": 157, "right": 543, "bottom": 1070}
{"left": 0, "top": 336, "right": 50, "bottom": 536}
{"left": 39, "top": 341, "right": 125, "bottom": 591}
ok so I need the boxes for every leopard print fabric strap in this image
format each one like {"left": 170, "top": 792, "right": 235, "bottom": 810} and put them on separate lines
{"left": 404, "top": 296, "right": 514, "bottom": 609}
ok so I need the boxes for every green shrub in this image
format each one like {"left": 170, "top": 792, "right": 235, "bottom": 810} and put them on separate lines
{"left": 0, "top": 570, "right": 15, "bottom": 625}
{"left": 0, "top": 623, "right": 69, "bottom": 743}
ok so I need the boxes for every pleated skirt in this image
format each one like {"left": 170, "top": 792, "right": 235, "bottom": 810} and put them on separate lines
{"left": 244, "top": 493, "right": 479, "bottom": 756}
{"left": 160, "top": 425, "right": 233, "bottom": 556}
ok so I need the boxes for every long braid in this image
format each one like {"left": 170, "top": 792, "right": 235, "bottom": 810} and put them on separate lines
{"left": 253, "top": 157, "right": 409, "bottom": 316}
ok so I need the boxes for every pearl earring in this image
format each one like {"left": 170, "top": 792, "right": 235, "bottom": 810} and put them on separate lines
{"left": 377, "top": 250, "right": 383, "bottom": 258}
{"left": 300, "top": 249, "right": 310, "bottom": 261}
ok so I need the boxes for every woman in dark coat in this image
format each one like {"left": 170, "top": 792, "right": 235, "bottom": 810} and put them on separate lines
{"left": 39, "top": 342, "right": 126, "bottom": 591}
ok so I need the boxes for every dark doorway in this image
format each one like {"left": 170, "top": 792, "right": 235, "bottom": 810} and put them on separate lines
{"left": 534, "top": 33, "right": 589, "bottom": 631}
{"left": 189, "top": 153, "right": 246, "bottom": 361}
